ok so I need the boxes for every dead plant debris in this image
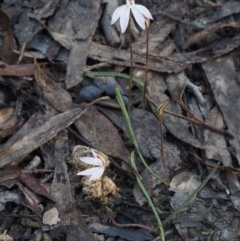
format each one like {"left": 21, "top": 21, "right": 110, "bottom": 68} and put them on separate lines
{"left": 0, "top": 0, "right": 240, "bottom": 240}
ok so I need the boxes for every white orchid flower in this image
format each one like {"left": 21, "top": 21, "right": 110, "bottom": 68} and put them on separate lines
{"left": 77, "top": 149, "right": 109, "bottom": 181}
{"left": 111, "top": 0, "right": 153, "bottom": 33}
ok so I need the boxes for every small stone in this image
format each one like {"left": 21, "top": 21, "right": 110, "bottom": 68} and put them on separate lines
{"left": 43, "top": 207, "right": 60, "bottom": 225}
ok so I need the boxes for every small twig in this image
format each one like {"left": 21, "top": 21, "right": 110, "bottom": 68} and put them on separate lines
{"left": 107, "top": 207, "right": 158, "bottom": 234}
{"left": 67, "top": 127, "right": 92, "bottom": 146}
{"left": 157, "top": 99, "right": 170, "bottom": 180}
{"left": 84, "top": 62, "right": 112, "bottom": 72}
{"left": 186, "top": 80, "right": 206, "bottom": 106}
{"left": 187, "top": 151, "right": 240, "bottom": 172}
{"left": 146, "top": 95, "right": 234, "bottom": 138}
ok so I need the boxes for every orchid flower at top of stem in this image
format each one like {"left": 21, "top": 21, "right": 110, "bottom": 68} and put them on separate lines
{"left": 111, "top": 0, "right": 153, "bottom": 33}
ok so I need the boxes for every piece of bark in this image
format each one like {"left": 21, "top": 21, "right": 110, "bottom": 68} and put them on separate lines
{"left": 50, "top": 130, "right": 72, "bottom": 226}
{"left": 0, "top": 108, "right": 85, "bottom": 168}
{"left": 50, "top": 131, "right": 97, "bottom": 241}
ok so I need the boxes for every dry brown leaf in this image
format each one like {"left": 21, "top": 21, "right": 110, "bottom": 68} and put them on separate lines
{"left": 0, "top": 9, "right": 18, "bottom": 64}
{"left": 20, "top": 173, "right": 54, "bottom": 202}
{"left": 202, "top": 56, "right": 240, "bottom": 164}
{"left": 211, "top": 1, "right": 240, "bottom": 23}
{"left": 212, "top": 34, "right": 240, "bottom": 57}
{"left": 17, "top": 182, "right": 42, "bottom": 217}
{"left": 170, "top": 172, "right": 201, "bottom": 210}
{"left": 14, "top": 11, "right": 42, "bottom": 62}
{"left": 0, "top": 108, "right": 85, "bottom": 168}
{"left": 89, "top": 42, "right": 191, "bottom": 73}
{"left": 65, "top": 0, "right": 101, "bottom": 89}
{"left": 74, "top": 105, "right": 130, "bottom": 164}
{"left": 34, "top": 57, "right": 74, "bottom": 112}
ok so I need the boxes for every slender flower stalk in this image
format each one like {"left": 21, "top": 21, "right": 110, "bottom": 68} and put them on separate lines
{"left": 143, "top": 19, "right": 150, "bottom": 109}
{"left": 111, "top": 0, "right": 153, "bottom": 112}
{"left": 128, "top": 17, "right": 133, "bottom": 112}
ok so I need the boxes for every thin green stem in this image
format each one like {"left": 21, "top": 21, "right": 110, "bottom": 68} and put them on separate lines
{"left": 84, "top": 71, "right": 144, "bottom": 87}
{"left": 131, "top": 151, "right": 165, "bottom": 240}
{"left": 115, "top": 88, "right": 168, "bottom": 185}
{"left": 143, "top": 25, "right": 149, "bottom": 109}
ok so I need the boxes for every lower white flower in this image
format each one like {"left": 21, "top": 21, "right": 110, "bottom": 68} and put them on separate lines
{"left": 77, "top": 149, "right": 106, "bottom": 181}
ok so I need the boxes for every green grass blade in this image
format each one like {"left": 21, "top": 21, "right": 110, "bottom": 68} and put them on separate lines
{"left": 84, "top": 71, "right": 144, "bottom": 87}
{"left": 163, "top": 162, "right": 220, "bottom": 225}
{"left": 131, "top": 151, "right": 165, "bottom": 241}
{"left": 115, "top": 88, "right": 168, "bottom": 185}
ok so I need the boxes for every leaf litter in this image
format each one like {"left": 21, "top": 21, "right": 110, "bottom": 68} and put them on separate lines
{"left": 0, "top": 0, "right": 240, "bottom": 240}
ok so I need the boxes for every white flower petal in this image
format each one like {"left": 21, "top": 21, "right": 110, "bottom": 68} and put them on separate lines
{"left": 77, "top": 167, "right": 101, "bottom": 176}
{"left": 111, "top": 5, "right": 127, "bottom": 25}
{"left": 135, "top": 5, "right": 153, "bottom": 20}
{"left": 89, "top": 167, "right": 105, "bottom": 181}
{"left": 131, "top": 7, "right": 145, "bottom": 30}
{"left": 120, "top": 6, "right": 130, "bottom": 33}
{"left": 79, "top": 157, "right": 102, "bottom": 166}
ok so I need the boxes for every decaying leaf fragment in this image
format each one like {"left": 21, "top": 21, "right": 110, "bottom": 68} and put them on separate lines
{"left": 202, "top": 56, "right": 240, "bottom": 164}
{"left": 0, "top": 108, "right": 85, "bottom": 168}
{"left": 34, "top": 57, "right": 74, "bottom": 112}
{"left": 81, "top": 176, "right": 118, "bottom": 199}
{"left": 17, "top": 182, "right": 42, "bottom": 217}
{"left": 20, "top": 173, "right": 54, "bottom": 202}
{"left": 170, "top": 172, "right": 201, "bottom": 210}
{"left": 211, "top": 1, "right": 240, "bottom": 23}
{"left": 74, "top": 105, "right": 130, "bottom": 164}
{"left": 0, "top": 8, "right": 18, "bottom": 64}
{"left": 0, "top": 99, "right": 23, "bottom": 138}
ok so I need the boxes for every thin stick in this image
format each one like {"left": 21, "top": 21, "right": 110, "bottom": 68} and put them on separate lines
{"left": 107, "top": 207, "right": 157, "bottom": 234}
{"left": 143, "top": 24, "right": 150, "bottom": 109}
{"left": 146, "top": 95, "right": 234, "bottom": 138}
{"left": 128, "top": 17, "right": 133, "bottom": 113}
